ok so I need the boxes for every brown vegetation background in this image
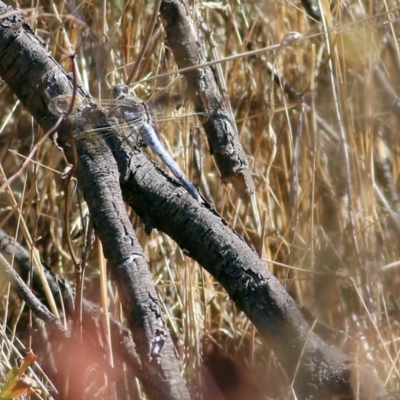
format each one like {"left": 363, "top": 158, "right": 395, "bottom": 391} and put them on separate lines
{"left": 0, "top": 0, "right": 400, "bottom": 398}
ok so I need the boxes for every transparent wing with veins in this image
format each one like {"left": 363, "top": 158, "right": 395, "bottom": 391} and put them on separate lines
{"left": 48, "top": 77, "right": 187, "bottom": 133}
{"left": 48, "top": 77, "right": 202, "bottom": 201}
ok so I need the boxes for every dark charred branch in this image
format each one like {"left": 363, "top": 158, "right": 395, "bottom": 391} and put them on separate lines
{"left": 75, "top": 136, "right": 192, "bottom": 400}
{"left": 0, "top": 229, "right": 143, "bottom": 380}
{"left": 159, "top": 0, "right": 255, "bottom": 197}
{"left": 0, "top": 2, "right": 397, "bottom": 400}
{"left": 0, "top": 4, "right": 190, "bottom": 400}
{"left": 119, "top": 152, "right": 394, "bottom": 400}
{"left": 0, "top": 251, "right": 69, "bottom": 339}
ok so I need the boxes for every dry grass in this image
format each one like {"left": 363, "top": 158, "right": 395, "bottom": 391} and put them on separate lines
{"left": 1, "top": 0, "right": 400, "bottom": 398}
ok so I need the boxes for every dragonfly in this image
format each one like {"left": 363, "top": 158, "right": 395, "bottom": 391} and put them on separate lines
{"left": 48, "top": 77, "right": 202, "bottom": 201}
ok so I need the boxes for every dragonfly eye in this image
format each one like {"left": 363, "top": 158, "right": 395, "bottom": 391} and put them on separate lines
{"left": 112, "top": 84, "right": 129, "bottom": 99}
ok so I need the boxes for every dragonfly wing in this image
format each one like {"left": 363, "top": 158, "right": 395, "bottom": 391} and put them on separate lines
{"left": 48, "top": 95, "right": 95, "bottom": 117}
{"left": 146, "top": 76, "right": 187, "bottom": 117}
{"left": 48, "top": 95, "right": 136, "bottom": 143}
{"left": 48, "top": 95, "right": 124, "bottom": 117}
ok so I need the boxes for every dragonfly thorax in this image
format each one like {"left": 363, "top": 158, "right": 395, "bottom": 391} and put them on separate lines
{"left": 120, "top": 106, "right": 152, "bottom": 126}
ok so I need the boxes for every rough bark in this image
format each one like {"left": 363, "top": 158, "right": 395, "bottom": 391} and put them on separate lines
{"left": 159, "top": 0, "right": 255, "bottom": 197}
{"left": 0, "top": 2, "right": 397, "bottom": 400}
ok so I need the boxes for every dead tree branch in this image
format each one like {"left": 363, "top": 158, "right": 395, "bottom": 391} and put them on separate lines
{"left": 160, "top": 0, "right": 255, "bottom": 197}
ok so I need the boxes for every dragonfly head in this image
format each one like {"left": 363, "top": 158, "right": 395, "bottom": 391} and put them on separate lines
{"left": 112, "top": 84, "right": 129, "bottom": 99}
